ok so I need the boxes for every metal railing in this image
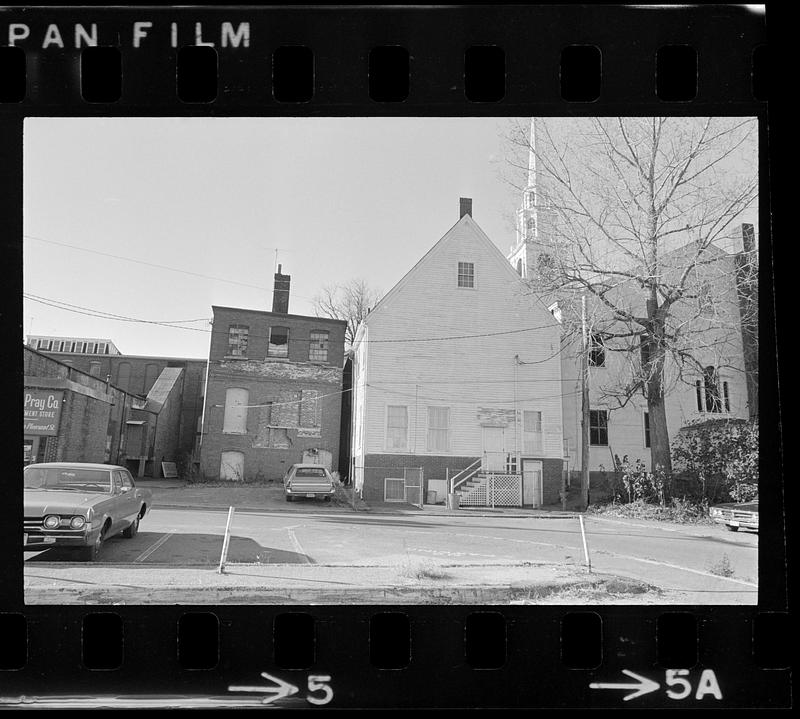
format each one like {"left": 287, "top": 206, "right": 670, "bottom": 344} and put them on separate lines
{"left": 448, "top": 458, "right": 482, "bottom": 494}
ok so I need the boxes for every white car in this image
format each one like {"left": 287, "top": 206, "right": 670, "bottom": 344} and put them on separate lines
{"left": 283, "top": 464, "right": 336, "bottom": 503}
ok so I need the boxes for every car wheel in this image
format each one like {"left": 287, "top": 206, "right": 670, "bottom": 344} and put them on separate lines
{"left": 324, "top": 496, "right": 331, "bottom": 503}
{"left": 286, "top": 495, "right": 293, "bottom": 502}
{"left": 726, "top": 525, "right": 739, "bottom": 532}
{"left": 78, "top": 527, "right": 105, "bottom": 562}
{"left": 122, "top": 514, "right": 140, "bottom": 538}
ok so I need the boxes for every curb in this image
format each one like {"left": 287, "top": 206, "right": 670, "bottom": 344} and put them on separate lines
{"left": 151, "top": 502, "right": 580, "bottom": 519}
{"left": 25, "top": 577, "right": 618, "bottom": 605}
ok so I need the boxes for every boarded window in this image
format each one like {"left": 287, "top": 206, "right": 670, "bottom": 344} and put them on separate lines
{"left": 309, "top": 330, "right": 329, "bottom": 362}
{"left": 228, "top": 324, "right": 249, "bottom": 356}
{"left": 427, "top": 406, "right": 450, "bottom": 452}
{"left": 223, "top": 388, "right": 249, "bottom": 434}
{"left": 89, "top": 361, "right": 101, "bottom": 377}
{"left": 269, "top": 428, "right": 291, "bottom": 449}
{"left": 457, "top": 261, "right": 475, "bottom": 288}
{"left": 268, "top": 326, "right": 289, "bottom": 357}
{"left": 523, "top": 410, "right": 543, "bottom": 455}
{"left": 300, "top": 390, "right": 321, "bottom": 427}
{"left": 386, "top": 405, "right": 408, "bottom": 450}
{"left": 589, "top": 409, "right": 608, "bottom": 446}
{"left": 220, "top": 451, "right": 245, "bottom": 481}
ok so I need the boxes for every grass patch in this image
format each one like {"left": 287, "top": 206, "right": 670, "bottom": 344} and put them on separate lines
{"left": 588, "top": 498, "right": 714, "bottom": 525}
{"left": 398, "top": 559, "right": 452, "bottom": 581}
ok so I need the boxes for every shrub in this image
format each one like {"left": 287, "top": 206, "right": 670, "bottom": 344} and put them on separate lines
{"left": 672, "top": 419, "right": 758, "bottom": 503}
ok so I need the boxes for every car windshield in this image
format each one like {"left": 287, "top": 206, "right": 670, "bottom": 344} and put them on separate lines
{"left": 294, "top": 467, "right": 327, "bottom": 478}
{"left": 24, "top": 466, "right": 112, "bottom": 493}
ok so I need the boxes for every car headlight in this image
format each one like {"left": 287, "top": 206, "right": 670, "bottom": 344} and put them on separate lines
{"left": 43, "top": 515, "right": 60, "bottom": 529}
{"left": 70, "top": 516, "right": 86, "bottom": 530}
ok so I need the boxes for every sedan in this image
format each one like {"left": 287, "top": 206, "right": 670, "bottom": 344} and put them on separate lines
{"left": 24, "top": 462, "right": 152, "bottom": 561}
{"left": 709, "top": 497, "right": 758, "bottom": 532}
{"left": 283, "top": 463, "right": 336, "bottom": 503}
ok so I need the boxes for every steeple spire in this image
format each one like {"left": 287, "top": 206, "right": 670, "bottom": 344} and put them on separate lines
{"left": 527, "top": 117, "right": 538, "bottom": 192}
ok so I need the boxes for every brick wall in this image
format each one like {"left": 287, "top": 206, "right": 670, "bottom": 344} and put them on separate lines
{"left": 360, "top": 453, "right": 563, "bottom": 505}
{"left": 200, "top": 371, "right": 343, "bottom": 481}
{"left": 39, "top": 352, "right": 207, "bottom": 459}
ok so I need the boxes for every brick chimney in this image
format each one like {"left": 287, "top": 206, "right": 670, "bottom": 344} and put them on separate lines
{"left": 459, "top": 197, "right": 472, "bottom": 218}
{"left": 272, "top": 264, "right": 290, "bottom": 314}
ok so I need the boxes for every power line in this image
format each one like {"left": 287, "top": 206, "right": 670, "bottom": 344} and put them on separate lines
{"left": 24, "top": 292, "right": 562, "bottom": 345}
{"left": 24, "top": 294, "right": 212, "bottom": 333}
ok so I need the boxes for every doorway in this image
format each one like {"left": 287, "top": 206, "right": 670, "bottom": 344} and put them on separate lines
{"left": 522, "top": 459, "right": 543, "bottom": 508}
{"left": 482, "top": 426, "right": 506, "bottom": 471}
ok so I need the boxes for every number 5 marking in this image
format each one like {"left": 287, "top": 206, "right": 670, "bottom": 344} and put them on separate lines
{"left": 307, "top": 675, "right": 333, "bottom": 705}
{"left": 665, "top": 669, "right": 692, "bottom": 700}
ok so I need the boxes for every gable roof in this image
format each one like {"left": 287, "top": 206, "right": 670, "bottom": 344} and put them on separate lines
{"left": 363, "top": 213, "right": 559, "bottom": 328}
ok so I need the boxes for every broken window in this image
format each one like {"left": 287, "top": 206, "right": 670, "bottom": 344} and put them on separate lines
{"left": 268, "top": 326, "right": 289, "bottom": 357}
{"left": 309, "top": 330, "right": 329, "bottom": 362}
{"left": 227, "top": 324, "right": 249, "bottom": 356}
{"left": 589, "top": 409, "right": 608, "bottom": 446}
{"left": 457, "top": 262, "right": 475, "bottom": 288}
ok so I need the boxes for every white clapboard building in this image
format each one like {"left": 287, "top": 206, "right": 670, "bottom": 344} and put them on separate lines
{"left": 350, "top": 199, "right": 565, "bottom": 507}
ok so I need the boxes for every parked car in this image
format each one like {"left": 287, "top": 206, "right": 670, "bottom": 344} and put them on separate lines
{"left": 709, "top": 497, "right": 758, "bottom": 532}
{"left": 283, "top": 463, "right": 336, "bottom": 503}
{"left": 24, "top": 462, "right": 152, "bottom": 561}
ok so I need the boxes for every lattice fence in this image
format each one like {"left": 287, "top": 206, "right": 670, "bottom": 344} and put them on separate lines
{"left": 458, "top": 474, "right": 522, "bottom": 507}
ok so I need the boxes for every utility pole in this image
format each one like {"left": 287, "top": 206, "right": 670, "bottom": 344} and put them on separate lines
{"left": 580, "top": 294, "right": 590, "bottom": 511}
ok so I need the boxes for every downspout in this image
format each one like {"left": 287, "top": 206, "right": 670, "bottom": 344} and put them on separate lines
{"left": 199, "top": 325, "right": 213, "bottom": 451}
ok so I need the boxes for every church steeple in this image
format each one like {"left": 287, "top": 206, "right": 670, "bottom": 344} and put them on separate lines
{"left": 509, "top": 118, "right": 541, "bottom": 278}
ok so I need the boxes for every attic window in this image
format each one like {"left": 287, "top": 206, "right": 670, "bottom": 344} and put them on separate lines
{"left": 457, "top": 262, "right": 475, "bottom": 288}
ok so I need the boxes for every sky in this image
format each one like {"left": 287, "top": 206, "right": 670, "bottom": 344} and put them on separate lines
{"left": 23, "top": 116, "right": 526, "bottom": 358}
{"left": 23, "top": 116, "right": 758, "bottom": 360}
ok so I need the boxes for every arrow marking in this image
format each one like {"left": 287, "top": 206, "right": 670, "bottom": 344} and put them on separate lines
{"left": 228, "top": 672, "right": 299, "bottom": 705}
{"left": 590, "top": 669, "right": 660, "bottom": 701}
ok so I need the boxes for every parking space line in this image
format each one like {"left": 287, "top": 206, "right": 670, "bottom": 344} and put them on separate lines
{"left": 286, "top": 528, "right": 313, "bottom": 564}
{"left": 134, "top": 532, "right": 175, "bottom": 563}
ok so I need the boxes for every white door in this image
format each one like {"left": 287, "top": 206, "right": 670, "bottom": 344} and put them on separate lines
{"left": 482, "top": 427, "right": 506, "bottom": 471}
{"left": 522, "top": 459, "right": 543, "bottom": 508}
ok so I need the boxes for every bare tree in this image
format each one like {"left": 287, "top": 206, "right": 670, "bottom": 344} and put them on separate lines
{"left": 507, "top": 117, "right": 758, "bottom": 475}
{"left": 313, "top": 279, "right": 382, "bottom": 349}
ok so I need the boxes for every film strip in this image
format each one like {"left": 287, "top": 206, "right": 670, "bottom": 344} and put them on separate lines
{"left": 1, "top": 3, "right": 786, "bottom": 711}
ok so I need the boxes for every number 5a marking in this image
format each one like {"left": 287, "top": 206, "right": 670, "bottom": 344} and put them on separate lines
{"left": 306, "top": 675, "right": 333, "bottom": 705}
{"left": 665, "top": 669, "right": 722, "bottom": 700}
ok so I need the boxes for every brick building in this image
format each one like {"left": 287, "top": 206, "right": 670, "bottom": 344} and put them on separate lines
{"left": 199, "top": 267, "right": 347, "bottom": 481}
{"left": 29, "top": 336, "right": 207, "bottom": 469}
{"left": 24, "top": 346, "right": 139, "bottom": 467}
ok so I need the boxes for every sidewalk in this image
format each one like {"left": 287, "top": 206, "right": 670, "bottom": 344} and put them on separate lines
{"left": 136, "top": 479, "right": 580, "bottom": 518}
{"left": 24, "top": 560, "right": 649, "bottom": 605}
